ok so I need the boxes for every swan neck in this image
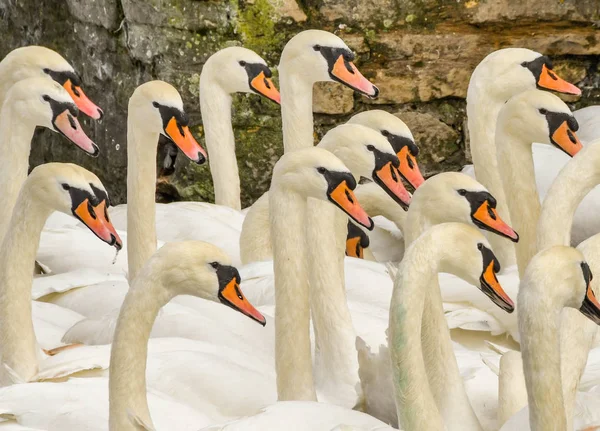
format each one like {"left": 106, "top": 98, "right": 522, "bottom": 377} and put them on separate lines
{"left": 519, "top": 293, "right": 566, "bottom": 430}
{"left": 307, "top": 200, "right": 359, "bottom": 407}
{"left": 0, "top": 107, "right": 35, "bottom": 243}
{"left": 270, "top": 184, "right": 316, "bottom": 401}
{"left": 279, "top": 67, "right": 315, "bottom": 152}
{"left": 496, "top": 128, "right": 539, "bottom": 277}
{"left": 109, "top": 268, "right": 170, "bottom": 431}
{"left": 200, "top": 82, "right": 241, "bottom": 210}
{"left": 0, "top": 186, "right": 50, "bottom": 384}
{"left": 126, "top": 118, "right": 159, "bottom": 282}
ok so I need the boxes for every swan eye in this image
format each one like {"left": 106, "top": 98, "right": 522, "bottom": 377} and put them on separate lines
{"left": 457, "top": 189, "right": 467, "bottom": 196}
{"left": 477, "top": 243, "right": 484, "bottom": 251}
{"left": 42, "top": 95, "right": 51, "bottom": 102}
{"left": 539, "top": 108, "right": 548, "bottom": 115}
{"left": 317, "top": 167, "right": 327, "bottom": 174}
{"left": 209, "top": 262, "right": 220, "bottom": 269}
{"left": 313, "top": 45, "right": 321, "bottom": 51}
{"left": 152, "top": 101, "right": 159, "bottom": 108}
{"left": 366, "top": 144, "right": 375, "bottom": 151}
{"left": 381, "top": 130, "right": 390, "bottom": 137}
{"left": 61, "top": 183, "right": 70, "bottom": 191}
{"left": 239, "top": 60, "right": 247, "bottom": 67}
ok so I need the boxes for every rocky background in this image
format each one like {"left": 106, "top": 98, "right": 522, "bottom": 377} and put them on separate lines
{"left": 0, "top": 0, "right": 598, "bottom": 207}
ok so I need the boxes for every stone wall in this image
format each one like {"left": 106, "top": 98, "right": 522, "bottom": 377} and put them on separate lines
{"left": 1, "top": 0, "right": 598, "bottom": 207}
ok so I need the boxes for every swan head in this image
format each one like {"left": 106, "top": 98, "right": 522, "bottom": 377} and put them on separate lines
{"left": 25, "top": 162, "right": 122, "bottom": 250}
{"left": 152, "top": 241, "right": 266, "bottom": 326}
{"left": 279, "top": 30, "right": 378, "bottom": 98}
{"left": 347, "top": 110, "right": 424, "bottom": 189}
{"left": 0, "top": 46, "right": 104, "bottom": 119}
{"left": 272, "top": 147, "right": 374, "bottom": 230}
{"left": 318, "top": 124, "right": 411, "bottom": 209}
{"left": 469, "top": 48, "right": 581, "bottom": 102}
{"left": 435, "top": 223, "right": 514, "bottom": 313}
{"left": 411, "top": 172, "right": 519, "bottom": 242}
{"left": 201, "top": 47, "right": 280, "bottom": 104}
{"left": 129, "top": 81, "right": 207, "bottom": 164}
{"left": 345, "top": 220, "right": 370, "bottom": 259}
{"left": 520, "top": 246, "right": 600, "bottom": 325}
{"left": 498, "top": 89, "right": 582, "bottom": 157}
{"left": 4, "top": 78, "right": 98, "bottom": 156}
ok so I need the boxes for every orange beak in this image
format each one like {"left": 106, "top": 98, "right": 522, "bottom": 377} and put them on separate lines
{"left": 63, "top": 79, "right": 104, "bottom": 120}
{"left": 551, "top": 121, "right": 582, "bottom": 157}
{"left": 538, "top": 64, "right": 581, "bottom": 96}
{"left": 164, "top": 117, "right": 207, "bottom": 164}
{"left": 472, "top": 201, "right": 519, "bottom": 242}
{"left": 73, "top": 199, "right": 122, "bottom": 250}
{"left": 398, "top": 146, "right": 424, "bottom": 189}
{"left": 53, "top": 110, "right": 99, "bottom": 156}
{"left": 328, "top": 180, "right": 374, "bottom": 231}
{"left": 346, "top": 236, "right": 364, "bottom": 259}
{"left": 219, "top": 278, "right": 266, "bottom": 326}
{"left": 373, "top": 162, "right": 411, "bottom": 210}
{"left": 331, "top": 56, "right": 379, "bottom": 98}
{"left": 250, "top": 71, "right": 281, "bottom": 104}
{"left": 480, "top": 260, "right": 514, "bottom": 313}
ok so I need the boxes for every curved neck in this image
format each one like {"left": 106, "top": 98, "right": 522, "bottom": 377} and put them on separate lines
{"left": 0, "top": 186, "right": 51, "bottom": 384}
{"left": 109, "top": 264, "right": 171, "bottom": 431}
{"left": 519, "top": 286, "right": 566, "bottom": 430}
{"left": 0, "top": 106, "right": 36, "bottom": 243}
{"left": 355, "top": 183, "right": 406, "bottom": 232}
{"left": 279, "top": 65, "right": 315, "bottom": 153}
{"left": 307, "top": 199, "right": 359, "bottom": 407}
{"left": 496, "top": 128, "right": 540, "bottom": 277}
{"left": 126, "top": 119, "right": 159, "bottom": 282}
{"left": 467, "top": 93, "right": 516, "bottom": 267}
{"left": 200, "top": 80, "right": 240, "bottom": 210}
{"left": 537, "top": 143, "right": 600, "bottom": 251}
{"left": 270, "top": 184, "right": 316, "bottom": 401}
{"left": 389, "top": 231, "right": 481, "bottom": 431}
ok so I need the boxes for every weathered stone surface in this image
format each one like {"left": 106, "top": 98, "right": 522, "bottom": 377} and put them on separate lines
{"left": 313, "top": 82, "right": 355, "bottom": 115}
{"left": 0, "top": 0, "right": 598, "bottom": 207}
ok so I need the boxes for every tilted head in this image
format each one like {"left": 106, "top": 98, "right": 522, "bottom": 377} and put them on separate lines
{"left": 498, "top": 89, "right": 582, "bottom": 157}
{"left": 4, "top": 78, "right": 98, "bottom": 156}
{"left": 129, "top": 81, "right": 207, "bottom": 164}
{"left": 201, "top": 46, "right": 280, "bottom": 104}
{"left": 469, "top": 48, "right": 581, "bottom": 102}
{"left": 520, "top": 246, "right": 600, "bottom": 325}
{"left": 347, "top": 110, "right": 424, "bottom": 189}
{"left": 149, "top": 241, "right": 266, "bottom": 326}
{"left": 271, "top": 147, "right": 374, "bottom": 230}
{"left": 410, "top": 172, "right": 519, "bottom": 242}
{"left": 24, "top": 162, "right": 122, "bottom": 250}
{"left": 426, "top": 223, "right": 514, "bottom": 312}
{"left": 0, "top": 46, "right": 104, "bottom": 119}
{"left": 279, "top": 30, "right": 378, "bottom": 98}
{"left": 318, "top": 123, "right": 411, "bottom": 209}
{"left": 345, "top": 219, "right": 370, "bottom": 259}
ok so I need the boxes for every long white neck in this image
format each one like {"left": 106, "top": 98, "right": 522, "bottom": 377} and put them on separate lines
{"left": 307, "top": 199, "right": 360, "bottom": 407}
{"left": 496, "top": 127, "right": 540, "bottom": 277}
{"left": 0, "top": 106, "right": 36, "bottom": 243}
{"left": 126, "top": 119, "right": 159, "bottom": 282}
{"left": 270, "top": 184, "right": 316, "bottom": 401}
{"left": 0, "top": 186, "right": 51, "bottom": 384}
{"left": 467, "top": 94, "right": 516, "bottom": 267}
{"left": 497, "top": 351, "right": 528, "bottom": 427}
{"left": 279, "top": 65, "right": 315, "bottom": 152}
{"left": 519, "top": 286, "right": 567, "bottom": 430}
{"left": 355, "top": 182, "right": 406, "bottom": 232}
{"left": 200, "top": 79, "right": 240, "bottom": 210}
{"left": 109, "top": 261, "right": 172, "bottom": 431}
{"left": 389, "top": 230, "right": 481, "bottom": 431}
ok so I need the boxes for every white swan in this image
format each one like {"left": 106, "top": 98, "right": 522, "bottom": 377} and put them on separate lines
{"left": 201, "top": 46, "right": 280, "bottom": 210}
{"left": 574, "top": 105, "right": 600, "bottom": 144}
{"left": 389, "top": 223, "right": 514, "bottom": 431}
{"left": 0, "top": 77, "right": 98, "bottom": 246}
{"left": 0, "top": 162, "right": 121, "bottom": 385}
{"left": 0, "top": 241, "right": 268, "bottom": 430}
{"left": 466, "top": 47, "right": 580, "bottom": 266}
{"left": 496, "top": 89, "right": 582, "bottom": 277}
{"left": 501, "top": 246, "right": 600, "bottom": 431}
{"left": 0, "top": 45, "right": 103, "bottom": 119}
